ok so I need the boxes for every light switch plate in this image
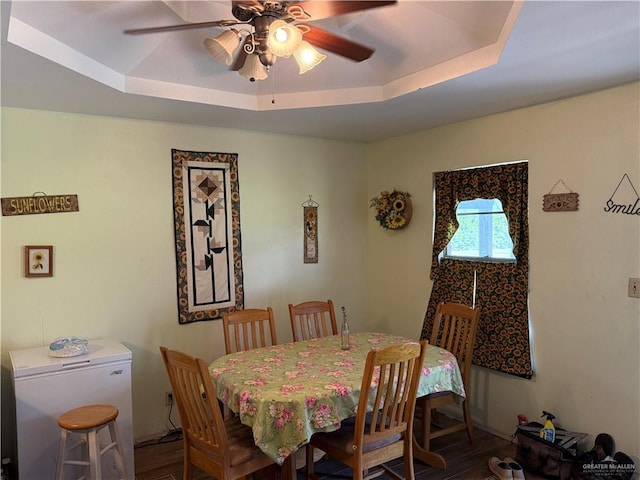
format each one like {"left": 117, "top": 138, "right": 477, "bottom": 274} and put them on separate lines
{"left": 629, "top": 278, "right": 640, "bottom": 298}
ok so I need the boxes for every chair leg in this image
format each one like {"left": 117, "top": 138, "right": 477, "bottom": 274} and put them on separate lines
{"left": 431, "top": 408, "right": 441, "bottom": 426}
{"left": 463, "top": 399, "right": 473, "bottom": 443}
{"left": 353, "top": 459, "right": 364, "bottom": 480}
{"left": 404, "top": 436, "right": 415, "bottom": 480}
{"left": 256, "top": 464, "right": 280, "bottom": 480}
{"left": 306, "top": 444, "right": 315, "bottom": 479}
{"left": 182, "top": 453, "right": 192, "bottom": 480}
{"left": 420, "top": 398, "right": 433, "bottom": 451}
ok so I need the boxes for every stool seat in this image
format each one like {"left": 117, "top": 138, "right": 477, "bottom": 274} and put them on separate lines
{"left": 58, "top": 404, "right": 119, "bottom": 430}
{"left": 56, "top": 404, "right": 126, "bottom": 480}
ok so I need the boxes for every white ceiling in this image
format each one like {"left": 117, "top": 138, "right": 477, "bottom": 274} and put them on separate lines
{"left": 2, "top": 1, "right": 639, "bottom": 143}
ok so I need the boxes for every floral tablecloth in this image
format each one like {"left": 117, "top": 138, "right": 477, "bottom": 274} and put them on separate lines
{"left": 209, "top": 332, "right": 464, "bottom": 465}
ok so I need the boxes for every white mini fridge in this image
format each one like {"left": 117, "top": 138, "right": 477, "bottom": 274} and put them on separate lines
{"left": 10, "top": 338, "right": 134, "bottom": 480}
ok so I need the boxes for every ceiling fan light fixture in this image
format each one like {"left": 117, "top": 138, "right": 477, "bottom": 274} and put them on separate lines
{"left": 203, "top": 29, "right": 241, "bottom": 66}
{"left": 239, "top": 53, "right": 268, "bottom": 82}
{"left": 293, "top": 41, "right": 326, "bottom": 74}
{"left": 267, "top": 20, "right": 302, "bottom": 57}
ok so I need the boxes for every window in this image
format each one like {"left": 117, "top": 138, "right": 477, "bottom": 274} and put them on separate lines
{"left": 421, "top": 161, "right": 532, "bottom": 378}
{"left": 444, "top": 198, "right": 515, "bottom": 262}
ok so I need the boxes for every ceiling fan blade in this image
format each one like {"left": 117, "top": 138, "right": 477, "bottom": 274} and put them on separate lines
{"left": 294, "top": 0, "right": 397, "bottom": 21}
{"left": 124, "top": 19, "right": 240, "bottom": 35}
{"left": 303, "top": 25, "right": 374, "bottom": 62}
{"left": 231, "top": 0, "right": 264, "bottom": 21}
{"left": 232, "top": 0, "right": 264, "bottom": 9}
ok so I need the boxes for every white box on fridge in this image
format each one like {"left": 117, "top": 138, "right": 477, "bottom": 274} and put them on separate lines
{"left": 10, "top": 338, "right": 134, "bottom": 480}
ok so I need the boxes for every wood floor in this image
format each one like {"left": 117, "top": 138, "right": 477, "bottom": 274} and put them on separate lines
{"left": 134, "top": 425, "right": 548, "bottom": 480}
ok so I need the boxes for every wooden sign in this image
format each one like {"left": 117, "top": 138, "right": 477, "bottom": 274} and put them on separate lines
{"left": 2, "top": 194, "right": 79, "bottom": 216}
{"left": 543, "top": 192, "right": 579, "bottom": 212}
{"left": 542, "top": 179, "right": 579, "bottom": 212}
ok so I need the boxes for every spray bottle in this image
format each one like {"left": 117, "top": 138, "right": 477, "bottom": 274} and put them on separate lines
{"left": 539, "top": 411, "right": 556, "bottom": 442}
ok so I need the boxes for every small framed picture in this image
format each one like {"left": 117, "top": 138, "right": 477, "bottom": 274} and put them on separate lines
{"left": 25, "top": 245, "right": 53, "bottom": 278}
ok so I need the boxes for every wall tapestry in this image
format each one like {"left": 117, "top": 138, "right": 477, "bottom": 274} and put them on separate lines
{"left": 172, "top": 149, "right": 243, "bottom": 324}
{"left": 302, "top": 195, "right": 319, "bottom": 263}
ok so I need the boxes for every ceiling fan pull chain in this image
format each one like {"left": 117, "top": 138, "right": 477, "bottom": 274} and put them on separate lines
{"left": 271, "top": 68, "right": 276, "bottom": 104}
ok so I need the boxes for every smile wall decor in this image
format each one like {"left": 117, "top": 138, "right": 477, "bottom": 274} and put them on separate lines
{"left": 604, "top": 174, "right": 640, "bottom": 216}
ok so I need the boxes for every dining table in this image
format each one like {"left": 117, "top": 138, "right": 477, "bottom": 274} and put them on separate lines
{"left": 209, "top": 331, "right": 465, "bottom": 479}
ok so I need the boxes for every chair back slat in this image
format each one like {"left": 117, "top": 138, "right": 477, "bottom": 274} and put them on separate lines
{"left": 430, "top": 302, "right": 480, "bottom": 383}
{"left": 288, "top": 300, "right": 337, "bottom": 342}
{"left": 159, "top": 347, "right": 229, "bottom": 464}
{"left": 222, "top": 307, "right": 278, "bottom": 354}
{"left": 160, "top": 346, "right": 275, "bottom": 478}
{"left": 356, "top": 341, "right": 427, "bottom": 450}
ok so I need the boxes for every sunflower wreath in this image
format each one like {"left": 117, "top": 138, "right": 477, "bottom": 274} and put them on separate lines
{"left": 369, "top": 190, "right": 413, "bottom": 230}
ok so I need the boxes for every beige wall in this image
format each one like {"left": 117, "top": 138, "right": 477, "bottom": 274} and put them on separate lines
{"left": 1, "top": 82, "right": 639, "bottom": 463}
{"left": 366, "top": 82, "right": 640, "bottom": 456}
{"left": 0, "top": 110, "right": 369, "bottom": 450}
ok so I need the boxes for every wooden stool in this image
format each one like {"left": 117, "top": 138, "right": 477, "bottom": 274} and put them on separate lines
{"left": 55, "top": 404, "right": 127, "bottom": 480}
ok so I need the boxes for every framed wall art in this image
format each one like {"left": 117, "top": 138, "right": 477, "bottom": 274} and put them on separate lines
{"left": 25, "top": 245, "right": 53, "bottom": 278}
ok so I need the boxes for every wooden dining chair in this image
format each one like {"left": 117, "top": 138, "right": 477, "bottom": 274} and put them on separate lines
{"left": 416, "top": 302, "right": 481, "bottom": 460}
{"left": 222, "top": 307, "right": 278, "bottom": 354}
{"left": 159, "top": 347, "right": 277, "bottom": 480}
{"left": 288, "top": 299, "right": 338, "bottom": 342}
{"left": 306, "top": 340, "right": 427, "bottom": 480}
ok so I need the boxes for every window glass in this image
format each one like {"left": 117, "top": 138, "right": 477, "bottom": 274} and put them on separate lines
{"left": 443, "top": 198, "right": 515, "bottom": 261}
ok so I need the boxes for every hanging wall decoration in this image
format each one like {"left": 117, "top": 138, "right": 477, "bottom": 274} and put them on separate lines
{"left": 604, "top": 173, "right": 640, "bottom": 216}
{"left": 172, "top": 149, "right": 244, "bottom": 324}
{"left": 2, "top": 192, "right": 79, "bottom": 216}
{"left": 542, "top": 179, "right": 579, "bottom": 212}
{"left": 370, "top": 189, "right": 413, "bottom": 230}
{"left": 302, "top": 195, "right": 319, "bottom": 263}
{"left": 24, "top": 245, "right": 53, "bottom": 278}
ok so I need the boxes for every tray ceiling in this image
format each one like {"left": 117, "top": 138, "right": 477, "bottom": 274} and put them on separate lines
{"left": 2, "top": 1, "right": 639, "bottom": 142}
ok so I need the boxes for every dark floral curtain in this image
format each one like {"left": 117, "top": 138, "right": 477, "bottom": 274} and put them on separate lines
{"left": 421, "top": 162, "right": 532, "bottom": 378}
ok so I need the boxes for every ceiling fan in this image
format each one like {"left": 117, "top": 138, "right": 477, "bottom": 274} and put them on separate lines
{"left": 124, "top": 1, "right": 397, "bottom": 81}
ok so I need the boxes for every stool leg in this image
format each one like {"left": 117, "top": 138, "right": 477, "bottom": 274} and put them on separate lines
{"left": 108, "top": 420, "right": 127, "bottom": 479}
{"left": 87, "top": 428, "right": 102, "bottom": 480}
{"left": 55, "top": 428, "right": 69, "bottom": 480}
{"left": 81, "top": 433, "right": 90, "bottom": 480}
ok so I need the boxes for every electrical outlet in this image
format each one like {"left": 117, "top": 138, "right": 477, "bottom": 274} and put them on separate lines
{"left": 165, "top": 391, "right": 173, "bottom": 406}
{"left": 629, "top": 278, "right": 640, "bottom": 298}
